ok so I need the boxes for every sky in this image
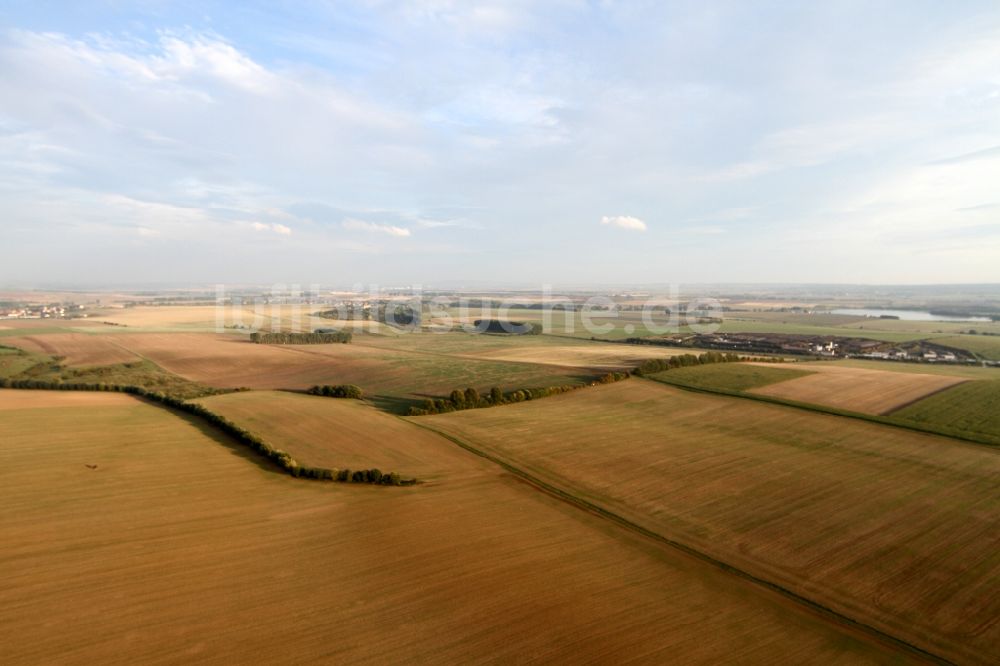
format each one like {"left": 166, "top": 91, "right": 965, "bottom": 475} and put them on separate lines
{"left": 1, "top": 1, "right": 998, "bottom": 287}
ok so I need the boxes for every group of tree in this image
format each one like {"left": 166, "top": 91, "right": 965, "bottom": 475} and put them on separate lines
{"left": 318, "top": 302, "right": 421, "bottom": 329}
{"left": 408, "top": 372, "right": 629, "bottom": 416}
{"left": 250, "top": 331, "right": 352, "bottom": 344}
{"left": 306, "top": 384, "right": 364, "bottom": 399}
{"left": 473, "top": 319, "right": 542, "bottom": 335}
{"left": 0, "top": 378, "right": 413, "bottom": 486}
{"left": 631, "top": 351, "right": 778, "bottom": 376}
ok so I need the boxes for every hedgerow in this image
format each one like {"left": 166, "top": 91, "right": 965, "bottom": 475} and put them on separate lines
{"left": 250, "top": 331, "right": 352, "bottom": 344}
{"left": 408, "top": 372, "right": 630, "bottom": 415}
{"left": 631, "top": 351, "right": 780, "bottom": 376}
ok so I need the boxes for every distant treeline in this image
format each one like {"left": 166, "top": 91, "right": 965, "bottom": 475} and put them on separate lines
{"left": 0, "top": 379, "right": 413, "bottom": 486}
{"left": 306, "top": 384, "right": 363, "bottom": 399}
{"left": 473, "top": 319, "right": 542, "bottom": 335}
{"left": 250, "top": 331, "right": 352, "bottom": 344}
{"left": 632, "top": 351, "right": 780, "bottom": 376}
{"left": 408, "top": 372, "right": 629, "bottom": 416}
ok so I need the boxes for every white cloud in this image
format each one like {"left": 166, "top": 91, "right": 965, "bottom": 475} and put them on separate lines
{"left": 343, "top": 218, "right": 412, "bottom": 237}
{"left": 251, "top": 221, "right": 292, "bottom": 235}
{"left": 600, "top": 215, "right": 647, "bottom": 231}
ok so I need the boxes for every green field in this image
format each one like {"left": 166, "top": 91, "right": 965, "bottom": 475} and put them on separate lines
{"left": 647, "top": 363, "right": 813, "bottom": 391}
{"left": 894, "top": 380, "right": 1000, "bottom": 439}
{"left": 932, "top": 335, "right": 1000, "bottom": 360}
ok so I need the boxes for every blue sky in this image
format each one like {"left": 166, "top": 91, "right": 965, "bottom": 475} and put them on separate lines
{"left": 1, "top": 1, "right": 998, "bottom": 286}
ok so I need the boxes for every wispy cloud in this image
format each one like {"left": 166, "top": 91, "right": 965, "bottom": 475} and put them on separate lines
{"left": 601, "top": 215, "right": 647, "bottom": 232}
{"left": 929, "top": 145, "right": 1000, "bottom": 166}
{"left": 343, "top": 218, "right": 411, "bottom": 237}
{"left": 251, "top": 221, "right": 292, "bottom": 235}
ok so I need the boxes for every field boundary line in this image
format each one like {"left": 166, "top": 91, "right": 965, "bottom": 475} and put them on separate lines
{"left": 646, "top": 375, "right": 1000, "bottom": 448}
{"left": 407, "top": 418, "right": 951, "bottom": 665}
{"left": 881, "top": 379, "right": 971, "bottom": 416}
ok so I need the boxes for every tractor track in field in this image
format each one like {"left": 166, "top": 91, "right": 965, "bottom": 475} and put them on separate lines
{"left": 408, "top": 417, "right": 954, "bottom": 666}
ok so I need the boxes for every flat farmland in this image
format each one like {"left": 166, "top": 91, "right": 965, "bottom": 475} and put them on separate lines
{"left": 816, "top": 358, "right": 1000, "bottom": 379}
{"left": 103, "top": 333, "right": 591, "bottom": 406}
{"left": 726, "top": 312, "right": 870, "bottom": 327}
{"left": 0, "top": 390, "right": 902, "bottom": 664}
{"left": 419, "top": 380, "right": 1000, "bottom": 664}
{"left": 648, "top": 362, "right": 814, "bottom": 391}
{"left": 750, "top": 363, "right": 967, "bottom": 414}
{"left": 195, "top": 390, "right": 472, "bottom": 480}
{"left": 2, "top": 333, "right": 140, "bottom": 366}
{"left": 715, "top": 320, "right": 929, "bottom": 342}
{"left": 894, "top": 380, "right": 1000, "bottom": 439}
{"left": 461, "top": 343, "right": 705, "bottom": 371}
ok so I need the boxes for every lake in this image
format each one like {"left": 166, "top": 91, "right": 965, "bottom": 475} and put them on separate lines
{"left": 831, "top": 308, "right": 992, "bottom": 322}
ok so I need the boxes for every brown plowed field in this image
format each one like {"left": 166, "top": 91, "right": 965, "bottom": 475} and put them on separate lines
{"left": 420, "top": 379, "right": 1000, "bottom": 665}
{"left": 750, "top": 363, "right": 967, "bottom": 414}
{"left": 0, "top": 389, "right": 902, "bottom": 663}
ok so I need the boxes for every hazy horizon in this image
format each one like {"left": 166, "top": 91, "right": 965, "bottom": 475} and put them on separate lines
{"left": 2, "top": 1, "right": 999, "bottom": 284}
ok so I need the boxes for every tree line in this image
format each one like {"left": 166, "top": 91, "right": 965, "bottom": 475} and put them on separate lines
{"left": 250, "top": 331, "right": 352, "bottom": 344}
{"left": 473, "top": 319, "right": 542, "bottom": 335}
{"left": 0, "top": 378, "right": 413, "bottom": 486}
{"left": 408, "top": 372, "right": 630, "bottom": 416}
{"left": 631, "top": 351, "right": 781, "bottom": 375}
{"left": 306, "top": 384, "right": 363, "bottom": 399}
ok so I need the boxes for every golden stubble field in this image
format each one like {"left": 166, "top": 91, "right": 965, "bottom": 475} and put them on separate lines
{"left": 419, "top": 379, "right": 1000, "bottom": 665}
{"left": 195, "top": 391, "right": 471, "bottom": 480}
{"left": 0, "top": 390, "right": 905, "bottom": 664}
{"left": 750, "top": 362, "right": 968, "bottom": 413}
{"left": 460, "top": 343, "right": 702, "bottom": 370}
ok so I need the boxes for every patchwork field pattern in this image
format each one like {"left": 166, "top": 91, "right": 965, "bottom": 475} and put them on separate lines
{"left": 420, "top": 380, "right": 1000, "bottom": 665}
{"left": 0, "top": 390, "right": 900, "bottom": 664}
{"left": 100, "top": 333, "right": 591, "bottom": 403}
{"left": 749, "top": 363, "right": 967, "bottom": 414}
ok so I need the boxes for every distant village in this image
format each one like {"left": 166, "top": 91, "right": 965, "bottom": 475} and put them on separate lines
{"left": 1, "top": 304, "right": 88, "bottom": 319}
{"left": 625, "top": 332, "right": 1000, "bottom": 367}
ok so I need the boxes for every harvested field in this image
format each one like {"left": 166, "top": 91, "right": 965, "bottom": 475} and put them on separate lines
{"left": 3, "top": 333, "right": 140, "bottom": 366}
{"left": 97, "top": 304, "right": 397, "bottom": 334}
{"left": 894, "top": 380, "right": 1000, "bottom": 439}
{"left": 462, "top": 343, "right": 702, "bottom": 370}
{"left": 750, "top": 363, "right": 966, "bottom": 414}
{"left": 108, "top": 333, "right": 590, "bottom": 409}
{"left": 816, "top": 358, "right": 1000, "bottom": 380}
{"left": 648, "top": 362, "right": 814, "bottom": 391}
{"left": 420, "top": 380, "right": 1000, "bottom": 665}
{"left": 195, "top": 390, "right": 471, "bottom": 480}
{"left": 0, "top": 389, "right": 900, "bottom": 664}
{"left": 0, "top": 389, "right": 136, "bottom": 410}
